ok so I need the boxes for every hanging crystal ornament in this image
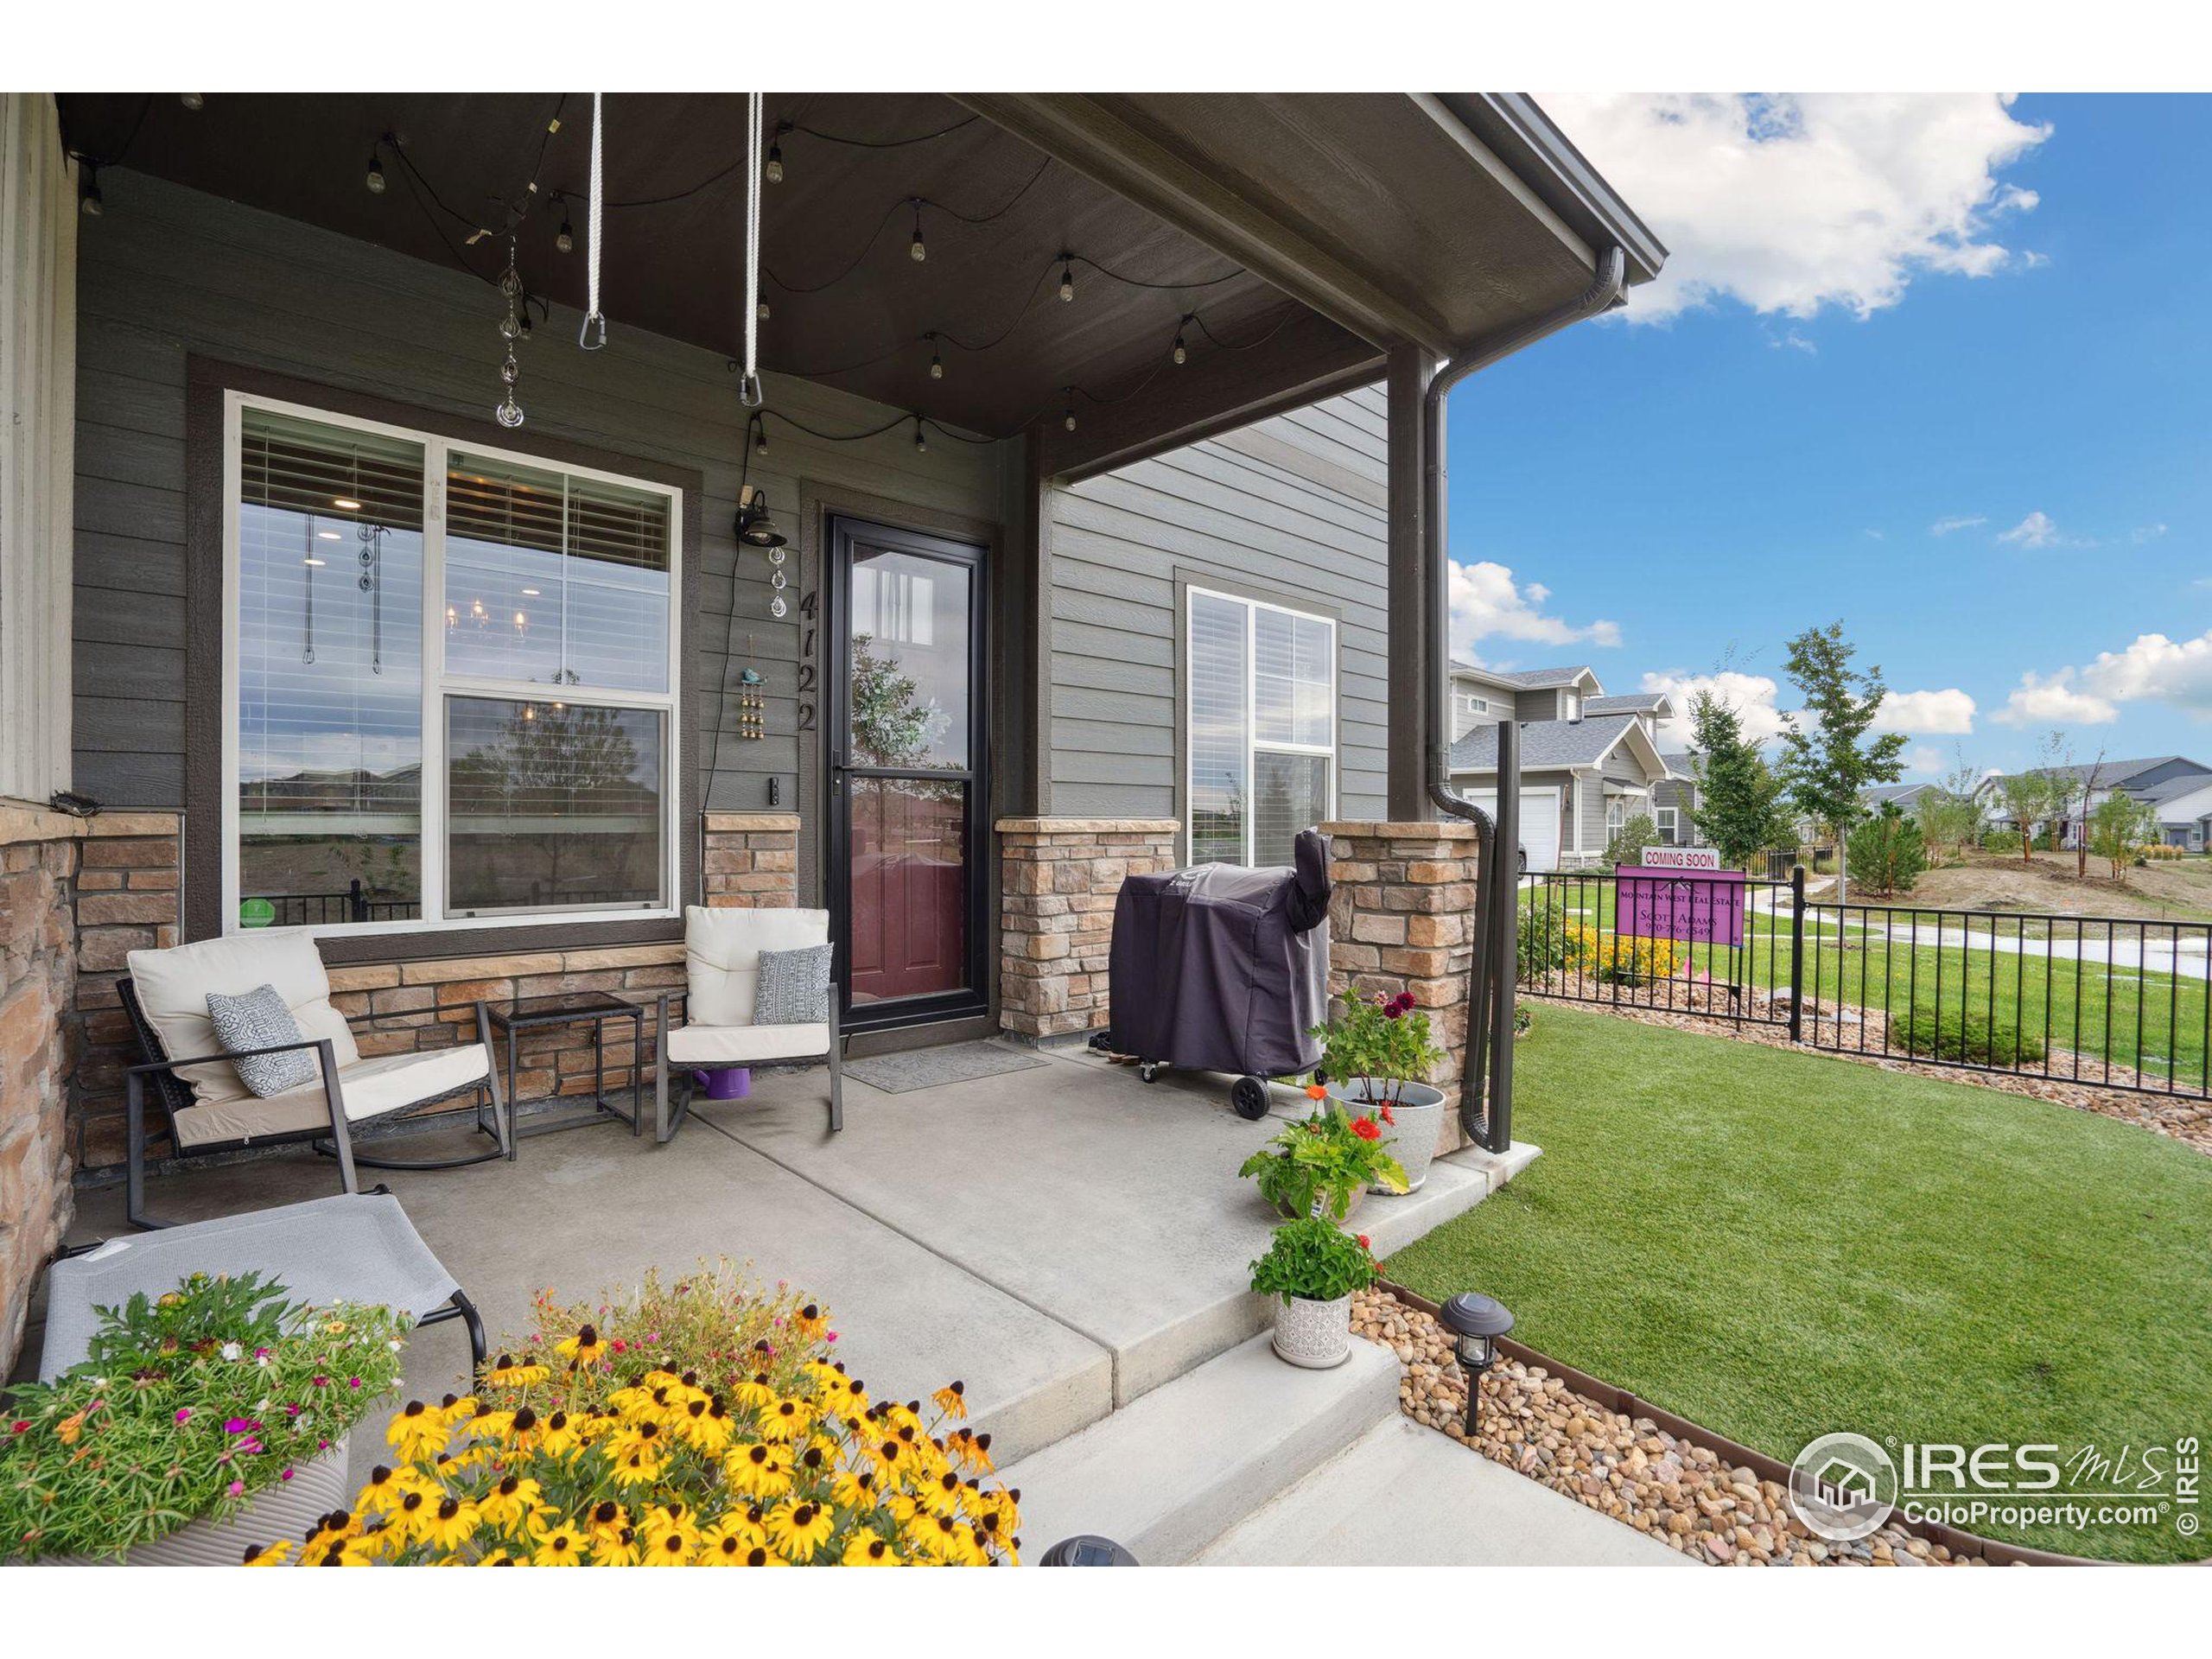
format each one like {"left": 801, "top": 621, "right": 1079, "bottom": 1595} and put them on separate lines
{"left": 769, "top": 594, "right": 789, "bottom": 618}
{"left": 495, "top": 241, "right": 526, "bottom": 428}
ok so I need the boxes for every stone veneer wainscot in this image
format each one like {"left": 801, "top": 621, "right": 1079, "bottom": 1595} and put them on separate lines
{"left": 996, "top": 818, "right": 1180, "bottom": 1039}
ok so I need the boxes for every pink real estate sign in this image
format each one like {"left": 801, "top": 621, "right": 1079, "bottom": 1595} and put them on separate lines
{"left": 1615, "top": 863, "right": 1748, "bottom": 946}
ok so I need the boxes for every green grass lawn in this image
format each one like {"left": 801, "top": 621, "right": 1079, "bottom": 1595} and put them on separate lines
{"left": 1386, "top": 1005, "right": 2212, "bottom": 1563}
{"left": 1522, "top": 883, "right": 2211, "bottom": 1090}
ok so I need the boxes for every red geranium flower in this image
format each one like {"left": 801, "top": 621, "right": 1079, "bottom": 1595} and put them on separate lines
{"left": 1356, "top": 1235, "right": 1371, "bottom": 1252}
{"left": 1351, "top": 1116, "right": 1382, "bottom": 1141}
{"left": 1380, "top": 1104, "right": 1395, "bottom": 1126}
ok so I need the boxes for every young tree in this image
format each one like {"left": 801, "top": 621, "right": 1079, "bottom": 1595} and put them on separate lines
{"left": 1686, "top": 690, "right": 1792, "bottom": 871}
{"left": 1777, "top": 621, "right": 1909, "bottom": 904}
{"left": 1604, "top": 811, "right": 1664, "bottom": 868}
{"left": 2087, "top": 791, "right": 2158, "bottom": 880}
{"left": 1914, "top": 749, "right": 1986, "bottom": 861}
{"left": 1847, "top": 802, "right": 1928, "bottom": 896}
{"left": 2073, "top": 751, "right": 2107, "bottom": 879}
{"left": 1996, "top": 730, "right": 2072, "bottom": 864}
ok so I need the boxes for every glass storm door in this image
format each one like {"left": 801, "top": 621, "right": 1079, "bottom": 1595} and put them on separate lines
{"left": 827, "top": 518, "right": 988, "bottom": 1029}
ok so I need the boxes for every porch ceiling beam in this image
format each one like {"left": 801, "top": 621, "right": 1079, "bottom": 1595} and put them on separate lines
{"left": 1038, "top": 309, "right": 1381, "bottom": 483}
{"left": 953, "top": 94, "right": 1456, "bottom": 354}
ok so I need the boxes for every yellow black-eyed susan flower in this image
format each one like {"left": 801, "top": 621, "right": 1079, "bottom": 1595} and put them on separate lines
{"left": 530, "top": 1529, "right": 587, "bottom": 1566}
{"left": 931, "top": 1381, "right": 968, "bottom": 1421}
{"left": 485, "top": 1353, "right": 551, "bottom": 1389}
{"left": 766, "top": 1499, "right": 835, "bottom": 1563}
{"left": 554, "top": 1324, "right": 606, "bottom": 1370}
{"left": 842, "top": 1532, "right": 903, "bottom": 1566}
{"left": 385, "top": 1400, "right": 448, "bottom": 1463}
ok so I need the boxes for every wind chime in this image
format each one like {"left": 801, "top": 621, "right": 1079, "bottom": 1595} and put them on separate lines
{"left": 495, "top": 238, "right": 526, "bottom": 428}
{"left": 735, "top": 649, "right": 766, "bottom": 741}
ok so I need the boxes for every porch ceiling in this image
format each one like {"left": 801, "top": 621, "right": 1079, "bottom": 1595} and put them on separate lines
{"left": 55, "top": 91, "right": 1656, "bottom": 480}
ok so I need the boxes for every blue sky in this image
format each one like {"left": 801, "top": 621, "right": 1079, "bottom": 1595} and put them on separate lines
{"left": 1445, "top": 93, "right": 2210, "bottom": 775}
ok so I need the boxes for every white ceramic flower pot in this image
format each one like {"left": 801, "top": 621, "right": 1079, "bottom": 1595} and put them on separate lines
{"left": 57, "top": 1443, "right": 351, "bottom": 1567}
{"left": 1325, "top": 1077, "right": 1448, "bottom": 1192}
{"left": 1270, "top": 1293, "right": 1353, "bottom": 1370}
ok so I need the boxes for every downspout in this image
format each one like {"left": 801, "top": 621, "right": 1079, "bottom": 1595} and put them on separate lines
{"left": 1423, "top": 246, "right": 1628, "bottom": 1147}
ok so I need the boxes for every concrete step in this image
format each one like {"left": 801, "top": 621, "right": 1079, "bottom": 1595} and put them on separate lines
{"left": 1197, "top": 1416, "right": 1696, "bottom": 1567}
{"left": 1001, "top": 1327, "right": 1401, "bottom": 1566}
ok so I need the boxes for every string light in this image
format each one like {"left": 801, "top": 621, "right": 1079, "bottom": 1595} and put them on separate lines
{"left": 1058, "top": 256, "right": 1076, "bottom": 302}
{"left": 1062, "top": 395, "right": 1077, "bottom": 433}
{"left": 909, "top": 202, "right": 927, "bottom": 264}
{"left": 753, "top": 416, "right": 768, "bottom": 458}
{"left": 928, "top": 336, "right": 944, "bottom": 380}
{"left": 913, "top": 415, "right": 927, "bottom": 454}
{"left": 179, "top": 93, "right": 204, "bottom": 111}
{"left": 758, "top": 300, "right": 772, "bottom": 321}
{"left": 365, "top": 149, "right": 386, "bottom": 195}
{"left": 1173, "top": 316, "right": 1192, "bottom": 365}
{"left": 79, "top": 164, "right": 103, "bottom": 218}
{"left": 556, "top": 213, "right": 574, "bottom": 253}
{"left": 766, "top": 126, "right": 785, "bottom": 185}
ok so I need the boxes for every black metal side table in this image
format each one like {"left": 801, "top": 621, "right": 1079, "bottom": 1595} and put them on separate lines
{"left": 484, "top": 991, "right": 645, "bottom": 1153}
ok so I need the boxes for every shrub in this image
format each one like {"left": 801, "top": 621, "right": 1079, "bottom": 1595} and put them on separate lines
{"left": 1240, "top": 1101, "right": 1408, "bottom": 1221}
{"left": 1249, "top": 1216, "right": 1380, "bottom": 1305}
{"left": 0, "top": 1273, "right": 408, "bottom": 1562}
{"left": 1517, "top": 904, "right": 1580, "bottom": 976}
{"left": 257, "top": 1276, "right": 1017, "bottom": 1566}
{"left": 1603, "top": 812, "right": 1665, "bottom": 868}
{"left": 1981, "top": 828, "right": 2023, "bottom": 855}
{"left": 1847, "top": 804, "right": 1928, "bottom": 896}
{"left": 1898, "top": 1005, "right": 2047, "bottom": 1068}
{"left": 1593, "top": 932, "right": 1679, "bottom": 985}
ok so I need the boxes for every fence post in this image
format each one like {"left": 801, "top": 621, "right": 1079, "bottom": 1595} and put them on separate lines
{"left": 1787, "top": 864, "right": 1806, "bottom": 1045}
{"left": 348, "top": 878, "right": 366, "bottom": 923}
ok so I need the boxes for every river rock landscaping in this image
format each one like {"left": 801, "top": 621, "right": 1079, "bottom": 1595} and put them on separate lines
{"left": 1351, "top": 1287, "right": 1993, "bottom": 1567}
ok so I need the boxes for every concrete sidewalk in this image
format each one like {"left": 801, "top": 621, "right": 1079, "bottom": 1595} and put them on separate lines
{"left": 1198, "top": 1416, "right": 1695, "bottom": 1567}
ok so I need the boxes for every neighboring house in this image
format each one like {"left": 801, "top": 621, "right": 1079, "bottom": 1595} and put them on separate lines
{"left": 1446, "top": 664, "right": 1673, "bottom": 867}
{"left": 1860, "top": 782, "right": 1939, "bottom": 815}
{"left": 1975, "top": 755, "right": 2212, "bottom": 847}
{"left": 1653, "top": 750, "right": 1700, "bottom": 847}
{"left": 2137, "top": 774, "right": 2212, "bottom": 850}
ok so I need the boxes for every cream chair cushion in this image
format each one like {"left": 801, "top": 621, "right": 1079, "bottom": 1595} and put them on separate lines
{"left": 128, "top": 933, "right": 359, "bottom": 1106}
{"left": 683, "top": 906, "right": 830, "bottom": 1027}
{"left": 666, "top": 1022, "right": 831, "bottom": 1066}
{"left": 172, "top": 1043, "right": 493, "bottom": 1149}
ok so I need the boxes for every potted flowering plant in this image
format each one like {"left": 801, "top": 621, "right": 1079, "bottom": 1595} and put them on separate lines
{"left": 1249, "top": 1217, "right": 1379, "bottom": 1369}
{"left": 251, "top": 1263, "right": 1020, "bottom": 1566}
{"left": 1312, "top": 989, "right": 1449, "bottom": 1192}
{"left": 0, "top": 1271, "right": 407, "bottom": 1564}
{"left": 1238, "top": 1099, "right": 1407, "bottom": 1223}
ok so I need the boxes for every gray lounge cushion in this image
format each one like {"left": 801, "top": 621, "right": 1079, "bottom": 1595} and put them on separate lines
{"left": 204, "top": 983, "right": 318, "bottom": 1097}
{"left": 753, "top": 942, "right": 834, "bottom": 1025}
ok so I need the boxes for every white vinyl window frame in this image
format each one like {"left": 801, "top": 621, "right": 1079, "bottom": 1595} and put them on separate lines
{"left": 1465, "top": 693, "right": 1489, "bottom": 715}
{"left": 1183, "top": 583, "right": 1339, "bottom": 867}
{"left": 1655, "top": 805, "right": 1678, "bottom": 839}
{"left": 219, "top": 390, "right": 683, "bottom": 939}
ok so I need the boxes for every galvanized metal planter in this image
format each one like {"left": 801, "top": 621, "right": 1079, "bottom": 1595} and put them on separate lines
{"left": 1325, "top": 1077, "right": 1448, "bottom": 1192}
{"left": 55, "top": 1445, "right": 350, "bottom": 1567}
{"left": 1270, "top": 1292, "right": 1353, "bottom": 1370}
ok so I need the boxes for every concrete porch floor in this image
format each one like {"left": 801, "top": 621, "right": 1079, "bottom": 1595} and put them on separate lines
{"left": 54, "top": 1044, "right": 1529, "bottom": 1476}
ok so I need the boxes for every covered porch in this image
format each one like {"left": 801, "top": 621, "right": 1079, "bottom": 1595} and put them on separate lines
{"left": 0, "top": 90, "right": 1660, "bottom": 1395}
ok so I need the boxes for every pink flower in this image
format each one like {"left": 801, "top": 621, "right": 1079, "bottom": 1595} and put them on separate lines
{"left": 611, "top": 1339, "right": 627, "bottom": 1354}
{"left": 347, "top": 1377, "right": 361, "bottom": 1389}
{"left": 224, "top": 1417, "right": 261, "bottom": 1434}
{"left": 173, "top": 1408, "right": 193, "bottom": 1424}
{"left": 826, "top": 1332, "right": 839, "bottom": 1344}
{"left": 280, "top": 1468, "right": 295, "bottom": 1482}
{"left": 317, "top": 1439, "right": 331, "bottom": 1451}
{"left": 226, "top": 1480, "right": 245, "bottom": 1497}
{"left": 310, "top": 1376, "right": 328, "bottom": 1389}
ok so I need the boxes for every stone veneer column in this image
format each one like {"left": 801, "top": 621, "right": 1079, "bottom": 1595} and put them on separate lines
{"left": 1318, "top": 819, "right": 1482, "bottom": 1159}
{"left": 0, "top": 804, "right": 119, "bottom": 1374}
{"left": 702, "top": 812, "right": 800, "bottom": 907}
{"left": 996, "top": 817, "right": 1179, "bottom": 1039}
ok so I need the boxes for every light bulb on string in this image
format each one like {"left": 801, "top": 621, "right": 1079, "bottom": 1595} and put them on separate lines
{"left": 753, "top": 417, "right": 769, "bottom": 459}
{"left": 556, "top": 214, "right": 575, "bottom": 254}
{"left": 179, "top": 93, "right": 204, "bottom": 111}
{"left": 79, "top": 164, "right": 103, "bottom": 218}
{"left": 766, "top": 128, "right": 785, "bottom": 186}
{"left": 757, "top": 301, "right": 772, "bottom": 322}
{"left": 913, "top": 416, "right": 927, "bottom": 454}
{"left": 909, "top": 203, "right": 927, "bottom": 264}
{"left": 1062, "top": 397, "right": 1077, "bottom": 433}
{"left": 1173, "top": 328, "right": 1188, "bottom": 365}
{"left": 1058, "top": 257, "right": 1076, "bottom": 302}
{"left": 365, "top": 150, "right": 386, "bottom": 194}
{"left": 927, "top": 335, "right": 944, "bottom": 380}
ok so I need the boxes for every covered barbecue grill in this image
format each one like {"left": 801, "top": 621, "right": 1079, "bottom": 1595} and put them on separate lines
{"left": 1105, "top": 829, "right": 1332, "bottom": 1119}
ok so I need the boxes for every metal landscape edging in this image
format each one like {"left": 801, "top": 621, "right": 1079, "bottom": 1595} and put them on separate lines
{"left": 1374, "top": 1280, "right": 2156, "bottom": 1569}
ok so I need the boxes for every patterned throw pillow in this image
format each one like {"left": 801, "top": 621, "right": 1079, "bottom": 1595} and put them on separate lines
{"left": 204, "top": 983, "right": 318, "bottom": 1097}
{"left": 753, "top": 943, "right": 834, "bottom": 1025}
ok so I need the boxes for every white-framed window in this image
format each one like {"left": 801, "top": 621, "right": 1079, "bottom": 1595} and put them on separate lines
{"left": 1605, "top": 797, "right": 1625, "bottom": 837}
{"left": 223, "top": 392, "right": 681, "bottom": 937}
{"left": 1186, "top": 586, "right": 1337, "bottom": 867}
{"left": 1464, "top": 693, "right": 1489, "bottom": 715}
{"left": 1655, "top": 805, "right": 1678, "bottom": 840}
{"left": 1561, "top": 690, "right": 1582, "bottom": 720}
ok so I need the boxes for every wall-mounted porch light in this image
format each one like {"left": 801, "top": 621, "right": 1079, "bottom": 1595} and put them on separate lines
{"left": 1438, "top": 1292, "right": 1514, "bottom": 1439}
{"left": 738, "top": 493, "right": 787, "bottom": 550}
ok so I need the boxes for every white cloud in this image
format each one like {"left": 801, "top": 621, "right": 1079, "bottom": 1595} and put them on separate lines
{"left": 1540, "top": 94, "right": 2050, "bottom": 323}
{"left": 1930, "top": 514, "right": 1986, "bottom": 536}
{"left": 2081, "top": 631, "right": 2212, "bottom": 714}
{"left": 1997, "top": 510, "right": 2067, "bottom": 548}
{"left": 1873, "top": 687, "right": 1977, "bottom": 735}
{"left": 1904, "top": 744, "right": 1948, "bottom": 776}
{"left": 1640, "top": 669, "right": 1790, "bottom": 748}
{"left": 1862, "top": 528, "right": 1885, "bottom": 541}
{"left": 1993, "top": 671, "right": 2120, "bottom": 727}
{"left": 1448, "top": 560, "right": 1621, "bottom": 659}
{"left": 2133, "top": 524, "right": 2170, "bottom": 543}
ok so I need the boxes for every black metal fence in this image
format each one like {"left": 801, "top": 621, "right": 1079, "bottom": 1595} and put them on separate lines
{"left": 245, "top": 880, "right": 419, "bottom": 926}
{"left": 1518, "top": 867, "right": 2212, "bottom": 1100}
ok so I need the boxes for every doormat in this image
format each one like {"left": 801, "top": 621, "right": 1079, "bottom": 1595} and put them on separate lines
{"left": 842, "top": 1041, "right": 1049, "bottom": 1095}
